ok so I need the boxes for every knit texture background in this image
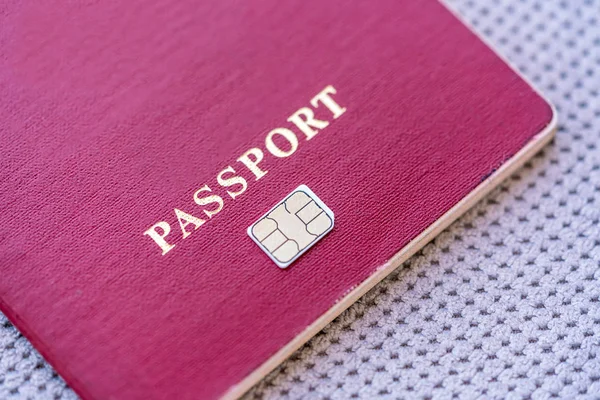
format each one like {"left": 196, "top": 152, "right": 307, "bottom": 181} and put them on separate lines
{"left": 2, "top": 0, "right": 599, "bottom": 398}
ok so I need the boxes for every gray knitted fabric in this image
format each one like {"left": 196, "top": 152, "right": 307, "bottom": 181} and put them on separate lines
{"left": 2, "top": 0, "right": 599, "bottom": 399}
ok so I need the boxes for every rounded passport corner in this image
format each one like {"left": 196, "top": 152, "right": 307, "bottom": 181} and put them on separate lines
{"left": 525, "top": 99, "right": 558, "bottom": 153}
{"left": 545, "top": 102, "right": 559, "bottom": 140}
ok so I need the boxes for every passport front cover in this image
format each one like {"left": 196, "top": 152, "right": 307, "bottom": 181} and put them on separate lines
{"left": 0, "top": 0, "right": 556, "bottom": 398}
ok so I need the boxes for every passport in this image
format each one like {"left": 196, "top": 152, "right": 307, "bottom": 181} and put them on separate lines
{"left": 0, "top": 0, "right": 556, "bottom": 399}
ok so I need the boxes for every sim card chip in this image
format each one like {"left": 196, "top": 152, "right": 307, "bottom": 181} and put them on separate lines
{"left": 248, "top": 185, "right": 334, "bottom": 268}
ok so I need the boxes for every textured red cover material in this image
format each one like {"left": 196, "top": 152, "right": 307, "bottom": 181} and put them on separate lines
{"left": 0, "top": 0, "right": 554, "bottom": 399}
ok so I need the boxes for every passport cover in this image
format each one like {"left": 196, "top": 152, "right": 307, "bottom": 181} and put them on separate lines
{"left": 0, "top": 0, "right": 556, "bottom": 399}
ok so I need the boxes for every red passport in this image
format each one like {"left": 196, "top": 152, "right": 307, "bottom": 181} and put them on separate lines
{"left": 0, "top": 0, "right": 556, "bottom": 399}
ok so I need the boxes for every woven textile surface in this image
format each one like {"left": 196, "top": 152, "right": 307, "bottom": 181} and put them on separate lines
{"left": 1, "top": 0, "right": 599, "bottom": 399}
